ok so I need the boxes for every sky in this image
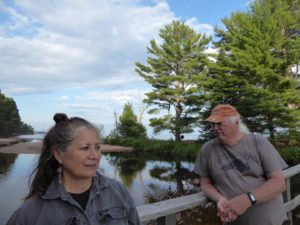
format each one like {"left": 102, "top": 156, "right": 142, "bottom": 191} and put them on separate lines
{"left": 0, "top": 0, "right": 251, "bottom": 139}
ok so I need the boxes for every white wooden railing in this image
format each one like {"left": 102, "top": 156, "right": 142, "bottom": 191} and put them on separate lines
{"left": 137, "top": 164, "right": 300, "bottom": 225}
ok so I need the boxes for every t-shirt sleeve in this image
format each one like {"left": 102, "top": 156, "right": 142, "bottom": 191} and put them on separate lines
{"left": 255, "top": 134, "right": 288, "bottom": 174}
{"left": 193, "top": 141, "right": 212, "bottom": 178}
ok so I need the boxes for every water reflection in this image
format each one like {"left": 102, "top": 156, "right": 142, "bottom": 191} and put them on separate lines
{"left": 0, "top": 153, "right": 17, "bottom": 176}
{"left": 107, "top": 152, "right": 147, "bottom": 188}
{"left": 0, "top": 153, "right": 39, "bottom": 225}
{"left": 107, "top": 152, "right": 199, "bottom": 204}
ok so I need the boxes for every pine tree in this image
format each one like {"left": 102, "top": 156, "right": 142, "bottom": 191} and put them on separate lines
{"left": 118, "top": 103, "right": 147, "bottom": 138}
{"left": 0, "top": 91, "right": 33, "bottom": 137}
{"left": 206, "top": 0, "right": 300, "bottom": 142}
{"left": 136, "top": 20, "right": 211, "bottom": 140}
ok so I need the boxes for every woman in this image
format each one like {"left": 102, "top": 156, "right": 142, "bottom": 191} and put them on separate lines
{"left": 6, "top": 113, "right": 140, "bottom": 225}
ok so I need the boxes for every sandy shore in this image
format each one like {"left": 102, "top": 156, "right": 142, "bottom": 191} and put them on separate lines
{"left": 0, "top": 141, "right": 133, "bottom": 154}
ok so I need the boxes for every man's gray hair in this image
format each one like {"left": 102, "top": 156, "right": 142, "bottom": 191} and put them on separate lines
{"left": 227, "top": 116, "right": 249, "bottom": 133}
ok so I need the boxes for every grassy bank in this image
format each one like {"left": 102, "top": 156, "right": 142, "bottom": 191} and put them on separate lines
{"left": 104, "top": 137, "right": 201, "bottom": 158}
{"left": 104, "top": 137, "right": 300, "bottom": 165}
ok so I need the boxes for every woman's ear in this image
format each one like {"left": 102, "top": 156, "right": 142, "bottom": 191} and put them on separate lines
{"left": 53, "top": 149, "right": 63, "bottom": 164}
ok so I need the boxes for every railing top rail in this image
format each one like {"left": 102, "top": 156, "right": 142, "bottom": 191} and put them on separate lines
{"left": 137, "top": 192, "right": 207, "bottom": 222}
{"left": 284, "top": 164, "right": 300, "bottom": 179}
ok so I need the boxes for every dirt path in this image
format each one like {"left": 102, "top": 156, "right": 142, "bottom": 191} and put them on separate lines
{"left": 0, "top": 140, "right": 133, "bottom": 154}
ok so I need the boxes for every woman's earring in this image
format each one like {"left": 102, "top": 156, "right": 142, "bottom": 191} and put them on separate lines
{"left": 57, "top": 165, "right": 63, "bottom": 184}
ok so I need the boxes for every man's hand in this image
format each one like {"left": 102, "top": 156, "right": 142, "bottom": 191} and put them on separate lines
{"left": 217, "top": 197, "right": 237, "bottom": 223}
{"left": 217, "top": 193, "right": 252, "bottom": 223}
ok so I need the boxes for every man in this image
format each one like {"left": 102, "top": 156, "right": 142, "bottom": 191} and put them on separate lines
{"left": 193, "top": 104, "right": 289, "bottom": 225}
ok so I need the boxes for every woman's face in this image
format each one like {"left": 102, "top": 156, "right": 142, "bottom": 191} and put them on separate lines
{"left": 58, "top": 127, "right": 101, "bottom": 182}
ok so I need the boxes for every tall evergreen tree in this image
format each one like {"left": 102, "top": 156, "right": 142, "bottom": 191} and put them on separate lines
{"left": 206, "top": 0, "right": 300, "bottom": 142}
{"left": 0, "top": 91, "right": 33, "bottom": 137}
{"left": 118, "top": 103, "right": 147, "bottom": 138}
{"left": 284, "top": 0, "right": 300, "bottom": 142}
{"left": 136, "top": 20, "right": 211, "bottom": 140}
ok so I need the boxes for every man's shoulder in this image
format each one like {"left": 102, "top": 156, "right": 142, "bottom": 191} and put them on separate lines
{"left": 203, "top": 138, "right": 218, "bottom": 148}
{"left": 248, "top": 133, "right": 269, "bottom": 144}
{"left": 201, "top": 138, "right": 219, "bottom": 153}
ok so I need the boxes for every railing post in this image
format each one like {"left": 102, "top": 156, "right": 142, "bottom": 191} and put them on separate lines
{"left": 165, "top": 214, "right": 176, "bottom": 225}
{"left": 157, "top": 216, "right": 165, "bottom": 225}
{"left": 286, "top": 178, "right": 293, "bottom": 225}
{"left": 157, "top": 214, "right": 176, "bottom": 225}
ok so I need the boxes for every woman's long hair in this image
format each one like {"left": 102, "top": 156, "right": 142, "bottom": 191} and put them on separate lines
{"left": 24, "top": 113, "right": 99, "bottom": 201}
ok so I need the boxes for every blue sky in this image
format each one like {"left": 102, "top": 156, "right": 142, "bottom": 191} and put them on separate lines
{"left": 0, "top": 0, "right": 251, "bottom": 139}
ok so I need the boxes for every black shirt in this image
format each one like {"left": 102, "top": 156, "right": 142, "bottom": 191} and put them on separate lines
{"left": 69, "top": 186, "right": 91, "bottom": 210}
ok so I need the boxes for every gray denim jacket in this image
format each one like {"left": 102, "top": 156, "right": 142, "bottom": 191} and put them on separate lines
{"left": 6, "top": 173, "right": 140, "bottom": 225}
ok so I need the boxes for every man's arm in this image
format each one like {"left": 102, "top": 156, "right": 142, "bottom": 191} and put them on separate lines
{"left": 228, "top": 170, "right": 286, "bottom": 215}
{"left": 200, "top": 177, "right": 224, "bottom": 202}
{"left": 252, "top": 170, "right": 286, "bottom": 203}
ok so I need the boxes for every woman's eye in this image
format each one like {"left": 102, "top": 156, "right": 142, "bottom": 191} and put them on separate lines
{"left": 80, "top": 146, "right": 89, "bottom": 151}
{"left": 95, "top": 145, "right": 101, "bottom": 151}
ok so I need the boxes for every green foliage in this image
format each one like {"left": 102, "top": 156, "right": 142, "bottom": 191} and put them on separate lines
{"left": 136, "top": 20, "right": 211, "bottom": 141}
{"left": 114, "top": 102, "right": 147, "bottom": 139}
{"left": 0, "top": 91, "right": 33, "bottom": 137}
{"left": 104, "top": 136, "right": 300, "bottom": 165}
{"left": 278, "top": 146, "right": 300, "bottom": 166}
{"left": 205, "top": 0, "right": 300, "bottom": 141}
{"left": 275, "top": 129, "right": 300, "bottom": 145}
{"left": 104, "top": 136, "right": 201, "bottom": 159}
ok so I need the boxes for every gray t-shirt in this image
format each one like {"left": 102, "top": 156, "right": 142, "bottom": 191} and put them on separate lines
{"left": 193, "top": 133, "right": 288, "bottom": 225}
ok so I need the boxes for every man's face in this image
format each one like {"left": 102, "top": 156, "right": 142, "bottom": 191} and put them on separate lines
{"left": 211, "top": 117, "right": 238, "bottom": 143}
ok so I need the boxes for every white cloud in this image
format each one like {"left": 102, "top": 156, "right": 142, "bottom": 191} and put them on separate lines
{"left": 59, "top": 96, "right": 70, "bottom": 100}
{"left": 0, "top": 0, "right": 214, "bottom": 96}
{"left": 185, "top": 17, "right": 214, "bottom": 37}
{"left": 0, "top": 0, "right": 177, "bottom": 95}
{"left": 76, "top": 89, "right": 147, "bottom": 104}
{"left": 291, "top": 65, "right": 300, "bottom": 75}
{"left": 63, "top": 103, "right": 107, "bottom": 110}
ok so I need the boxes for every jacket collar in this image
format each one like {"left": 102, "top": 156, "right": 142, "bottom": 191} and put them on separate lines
{"left": 43, "top": 172, "right": 109, "bottom": 200}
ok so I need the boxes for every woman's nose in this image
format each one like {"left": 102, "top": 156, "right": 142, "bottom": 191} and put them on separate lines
{"left": 89, "top": 147, "right": 100, "bottom": 158}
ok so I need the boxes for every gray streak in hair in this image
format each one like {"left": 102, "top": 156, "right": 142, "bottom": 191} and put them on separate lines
{"left": 226, "top": 116, "right": 249, "bottom": 133}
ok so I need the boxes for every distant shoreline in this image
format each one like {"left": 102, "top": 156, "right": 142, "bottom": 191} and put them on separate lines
{"left": 0, "top": 138, "right": 133, "bottom": 154}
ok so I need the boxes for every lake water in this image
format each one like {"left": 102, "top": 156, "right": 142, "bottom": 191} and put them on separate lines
{"left": 0, "top": 152, "right": 197, "bottom": 225}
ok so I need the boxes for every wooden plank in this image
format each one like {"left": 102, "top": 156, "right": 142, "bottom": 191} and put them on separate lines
{"left": 165, "top": 214, "right": 176, "bottom": 225}
{"left": 286, "top": 178, "right": 293, "bottom": 225}
{"left": 284, "top": 195, "right": 300, "bottom": 213}
{"left": 137, "top": 192, "right": 207, "bottom": 222}
{"left": 284, "top": 164, "right": 300, "bottom": 179}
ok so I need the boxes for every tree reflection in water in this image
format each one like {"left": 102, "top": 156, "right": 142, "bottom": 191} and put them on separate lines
{"left": 0, "top": 153, "right": 17, "bottom": 176}
{"left": 147, "top": 161, "right": 199, "bottom": 201}
{"left": 106, "top": 152, "right": 147, "bottom": 187}
{"left": 105, "top": 151, "right": 222, "bottom": 225}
